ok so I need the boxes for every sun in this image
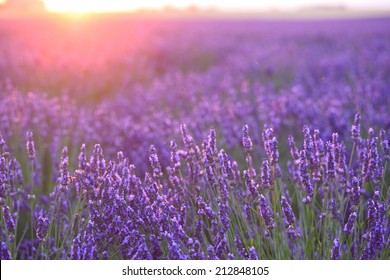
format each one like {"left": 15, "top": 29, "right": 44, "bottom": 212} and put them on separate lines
{"left": 43, "top": 0, "right": 138, "bottom": 14}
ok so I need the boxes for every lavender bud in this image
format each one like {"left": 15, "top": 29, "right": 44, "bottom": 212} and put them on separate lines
{"left": 313, "top": 129, "right": 325, "bottom": 159}
{"left": 299, "top": 150, "right": 313, "bottom": 203}
{"left": 245, "top": 154, "right": 256, "bottom": 178}
{"left": 331, "top": 238, "right": 340, "bottom": 260}
{"left": 262, "top": 127, "right": 274, "bottom": 157}
{"left": 207, "top": 245, "right": 218, "bottom": 260}
{"left": 242, "top": 124, "right": 253, "bottom": 153}
{"left": 249, "top": 246, "right": 259, "bottom": 260}
{"left": 208, "top": 128, "right": 218, "bottom": 155}
{"left": 269, "top": 137, "right": 279, "bottom": 165}
{"left": 281, "top": 196, "right": 296, "bottom": 226}
{"left": 245, "top": 202, "right": 253, "bottom": 228}
{"left": 260, "top": 159, "right": 271, "bottom": 189}
{"left": 180, "top": 124, "right": 194, "bottom": 150}
{"left": 71, "top": 234, "right": 81, "bottom": 260}
{"left": 197, "top": 196, "right": 215, "bottom": 221}
{"left": 170, "top": 140, "right": 181, "bottom": 169}
{"left": 326, "top": 141, "right": 335, "bottom": 179}
{"left": 1, "top": 242, "right": 12, "bottom": 260}
{"left": 2, "top": 205, "right": 15, "bottom": 232}
{"left": 286, "top": 226, "right": 300, "bottom": 239}
{"left": 379, "top": 129, "right": 385, "bottom": 143}
{"left": 259, "top": 195, "right": 275, "bottom": 230}
{"left": 26, "top": 131, "right": 36, "bottom": 160}
{"left": 351, "top": 114, "right": 361, "bottom": 142}
{"left": 244, "top": 170, "right": 258, "bottom": 198}
{"left": 219, "top": 200, "right": 230, "bottom": 231}
{"left": 215, "top": 236, "right": 227, "bottom": 259}
{"left": 0, "top": 158, "right": 7, "bottom": 199}
{"left": 218, "top": 177, "right": 229, "bottom": 202}
{"left": 343, "top": 212, "right": 357, "bottom": 235}
{"left": 288, "top": 135, "right": 300, "bottom": 162}
{"left": 194, "top": 220, "right": 203, "bottom": 242}
{"left": 368, "top": 127, "right": 375, "bottom": 141}
{"left": 60, "top": 147, "right": 69, "bottom": 190}
{"left": 350, "top": 177, "right": 361, "bottom": 207}
{"left": 78, "top": 144, "right": 87, "bottom": 170}
{"left": 234, "top": 235, "right": 248, "bottom": 259}
{"left": 149, "top": 145, "right": 162, "bottom": 179}
{"left": 382, "top": 139, "right": 389, "bottom": 161}
{"left": 369, "top": 138, "right": 382, "bottom": 183}
{"left": 36, "top": 215, "right": 50, "bottom": 242}
{"left": 303, "top": 126, "right": 314, "bottom": 156}
{"left": 0, "top": 132, "right": 5, "bottom": 152}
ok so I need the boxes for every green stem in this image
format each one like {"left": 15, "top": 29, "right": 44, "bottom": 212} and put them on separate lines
{"left": 30, "top": 159, "right": 34, "bottom": 246}
{"left": 348, "top": 142, "right": 356, "bottom": 170}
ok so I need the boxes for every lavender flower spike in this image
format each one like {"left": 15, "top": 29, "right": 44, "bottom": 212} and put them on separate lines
{"left": 2, "top": 205, "right": 15, "bottom": 232}
{"left": 269, "top": 137, "right": 279, "bottom": 165}
{"left": 331, "top": 238, "right": 341, "bottom": 260}
{"left": 260, "top": 159, "right": 271, "bottom": 189}
{"left": 343, "top": 212, "right": 357, "bottom": 235}
{"left": 242, "top": 124, "right": 253, "bottom": 153}
{"left": 351, "top": 113, "right": 361, "bottom": 142}
{"left": 299, "top": 150, "right": 313, "bottom": 203}
{"left": 288, "top": 135, "right": 300, "bottom": 162}
{"left": 36, "top": 215, "right": 50, "bottom": 242}
{"left": 26, "top": 131, "right": 36, "bottom": 160}
{"left": 149, "top": 145, "right": 162, "bottom": 179}
{"left": 259, "top": 194, "right": 276, "bottom": 231}
{"left": 78, "top": 144, "right": 87, "bottom": 170}
{"left": 281, "top": 196, "right": 296, "bottom": 226}
{"left": 249, "top": 246, "right": 259, "bottom": 260}
{"left": 326, "top": 141, "right": 335, "bottom": 179}
{"left": 60, "top": 147, "right": 69, "bottom": 191}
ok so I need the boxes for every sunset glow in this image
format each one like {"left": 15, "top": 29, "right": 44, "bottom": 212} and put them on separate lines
{"left": 42, "top": 0, "right": 390, "bottom": 14}
{"left": 44, "top": 0, "right": 139, "bottom": 13}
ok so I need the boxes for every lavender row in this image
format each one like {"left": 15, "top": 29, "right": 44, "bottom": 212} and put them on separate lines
{"left": 0, "top": 113, "right": 389, "bottom": 259}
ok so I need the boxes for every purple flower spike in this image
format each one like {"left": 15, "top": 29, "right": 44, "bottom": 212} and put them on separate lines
{"left": 149, "top": 145, "right": 162, "bottom": 179}
{"left": 1, "top": 242, "right": 12, "bottom": 260}
{"left": 382, "top": 139, "right": 389, "bottom": 161}
{"left": 180, "top": 124, "right": 194, "bottom": 150}
{"left": 331, "top": 238, "right": 340, "bottom": 260}
{"left": 36, "top": 215, "right": 50, "bottom": 242}
{"left": 208, "top": 128, "right": 218, "bottom": 155}
{"left": 350, "top": 177, "right": 361, "bottom": 207}
{"left": 244, "top": 170, "right": 258, "bottom": 198}
{"left": 299, "top": 150, "right": 313, "bottom": 203}
{"left": 351, "top": 114, "right": 361, "bottom": 142}
{"left": 343, "top": 212, "right": 357, "bottom": 235}
{"left": 261, "top": 159, "right": 271, "bottom": 189}
{"left": 60, "top": 147, "right": 69, "bottom": 191}
{"left": 78, "top": 144, "right": 87, "bottom": 170}
{"left": 269, "top": 137, "right": 279, "bottom": 165}
{"left": 288, "top": 135, "right": 300, "bottom": 162}
{"left": 26, "top": 131, "right": 36, "bottom": 160}
{"left": 2, "top": 205, "right": 15, "bottom": 232}
{"left": 259, "top": 194, "right": 275, "bottom": 231}
{"left": 326, "top": 141, "right": 335, "bottom": 179}
{"left": 249, "top": 246, "right": 259, "bottom": 260}
{"left": 242, "top": 124, "right": 253, "bottom": 153}
{"left": 170, "top": 140, "right": 181, "bottom": 169}
{"left": 0, "top": 157, "right": 7, "bottom": 199}
{"left": 281, "top": 196, "right": 296, "bottom": 226}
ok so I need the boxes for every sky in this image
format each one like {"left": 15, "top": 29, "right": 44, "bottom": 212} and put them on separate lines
{"left": 2, "top": 0, "right": 390, "bottom": 13}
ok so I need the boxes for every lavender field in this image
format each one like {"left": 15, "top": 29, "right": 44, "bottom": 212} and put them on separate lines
{"left": 0, "top": 17, "right": 389, "bottom": 260}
